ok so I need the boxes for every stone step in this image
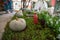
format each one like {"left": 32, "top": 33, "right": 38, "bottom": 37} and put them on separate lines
{"left": 0, "top": 11, "right": 7, "bottom": 15}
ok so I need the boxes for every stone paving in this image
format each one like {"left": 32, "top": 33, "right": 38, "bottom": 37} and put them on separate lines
{"left": 0, "top": 13, "right": 15, "bottom": 40}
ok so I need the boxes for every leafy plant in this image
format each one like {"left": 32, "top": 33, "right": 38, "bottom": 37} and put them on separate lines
{"left": 2, "top": 11, "right": 57, "bottom": 40}
{"left": 38, "top": 11, "right": 60, "bottom": 38}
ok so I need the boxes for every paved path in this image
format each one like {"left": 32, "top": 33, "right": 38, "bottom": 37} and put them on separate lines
{"left": 0, "top": 13, "right": 15, "bottom": 40}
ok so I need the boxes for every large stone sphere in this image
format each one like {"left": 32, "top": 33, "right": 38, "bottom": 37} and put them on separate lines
{"left": 9, "top": 18, "right": 26, "bottom": 31}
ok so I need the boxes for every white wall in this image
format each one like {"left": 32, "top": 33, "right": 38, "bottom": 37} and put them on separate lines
{"left": 12, "top": 0, "right": 22, "bottom": 11}
{"left": 31, "top": 0, "right": 38, "bottom": 2}
{"left": 12, "top": 0, "right": 38, "bottom": 11}
{"left": 12, "top": 0, "right": 21, "bottom": 1}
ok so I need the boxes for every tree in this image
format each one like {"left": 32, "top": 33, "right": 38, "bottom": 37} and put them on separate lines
{"left": 22, "top": 0, "right": 26, "bottom": 8}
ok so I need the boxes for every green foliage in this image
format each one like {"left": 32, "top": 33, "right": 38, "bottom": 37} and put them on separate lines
{"left": 38, "top": 11, "right": 60, "bottom": 36}
{"left": 2, "top": 20, "right": 56, "bottom": 40}
{"left": 2, "top": 11, "right": 58, "bottom": 40}
{"left": 38, "top": 11, "right": 51, "bottom": 27}
{"left": 53, "top": 17, "right": 60, "bottom": 34}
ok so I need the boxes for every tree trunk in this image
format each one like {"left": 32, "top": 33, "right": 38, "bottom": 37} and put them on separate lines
{"left": 22, "top": 0, "right": 26, "bottom": 8}
{"left": 22, "top": 0, "right": 26, "bottom": 11}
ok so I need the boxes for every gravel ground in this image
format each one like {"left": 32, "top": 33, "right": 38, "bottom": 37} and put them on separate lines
{"left": 0, "top": 12, "right": 15, "bottom": 40}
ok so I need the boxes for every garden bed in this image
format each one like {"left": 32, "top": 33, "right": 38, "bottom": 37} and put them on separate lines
{"left": 2, "top": 11, "right": 57, "bottom": 40}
